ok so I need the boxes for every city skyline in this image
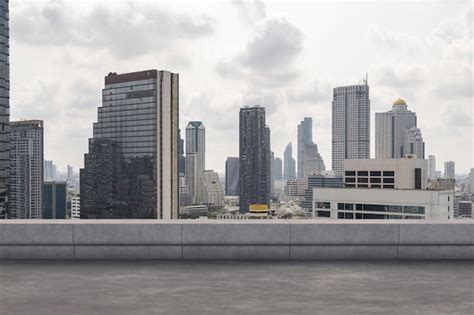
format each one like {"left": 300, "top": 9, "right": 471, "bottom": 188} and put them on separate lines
{"left": 9, "top": 0, "right": 473, "bottom": 175}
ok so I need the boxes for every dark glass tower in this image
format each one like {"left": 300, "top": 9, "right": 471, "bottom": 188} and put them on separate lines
{"left": 0, "top": 0, "right": 8, "bottom": 219}
{"left": 239, "top": 106, "right": 271, "bottom": 213}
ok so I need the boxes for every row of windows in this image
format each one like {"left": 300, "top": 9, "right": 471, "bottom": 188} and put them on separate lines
{"left": 345, "top": 177, "right": 395, "bottom": 183}
{"left": 337, "top": 203, "right": 425, "bottom": 214}
{"left": 345, "top": 184, "right": 395, "bottom": 189}
{"left": 345, "top": 171, "right": 395, "bottom": 177}
{"left": 337, "top": 212, "right": 423, "bottom": 220}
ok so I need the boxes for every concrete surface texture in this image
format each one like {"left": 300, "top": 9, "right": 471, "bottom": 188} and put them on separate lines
{"left": 0, "top": 261, "right": 473, "bottom": 315}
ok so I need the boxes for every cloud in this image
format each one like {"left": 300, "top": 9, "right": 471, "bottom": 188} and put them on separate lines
{"left": 232, "top": 0, "right": 266, "bottom": 25}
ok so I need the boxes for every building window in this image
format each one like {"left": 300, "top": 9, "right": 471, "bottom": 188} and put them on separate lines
{"left": 358, "top": 177, "right": 368, "bottom": 183}
{"left": 345, "top": 177, "right": 356, "bottom": 183}
{"left": 357, "top": 171, "right": 368, "bottom": 176}
{"left": 317, "top": 211, "right": 330, "bottom": 217}
{"left": 383, "top": 178, "right": 395, "bottom": 183}
{"left": 370, "top": 171, "right": 381, "bottom": 176}
{"left": 316, "top": 202, "right": 330, "bottom": 209}
{"left": 383, "top": 171, "right": 395, "bottom": 176}
{"left": 370, "top": 178, "right": 381, "bottom": 183}
{"left": 345, "top": 171, "right": 356, "bottom": 176}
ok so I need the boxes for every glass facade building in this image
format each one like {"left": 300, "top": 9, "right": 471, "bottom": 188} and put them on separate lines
{"left": 0, "top": 0, "right": 8, "bottom": 219}
{"left": 42, "top": 181, "right": 67, "bottom": 219}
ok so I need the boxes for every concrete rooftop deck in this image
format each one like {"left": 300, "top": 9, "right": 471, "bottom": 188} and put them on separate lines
{"left": 1, "top": 260, "right": 473, "bottom": 314}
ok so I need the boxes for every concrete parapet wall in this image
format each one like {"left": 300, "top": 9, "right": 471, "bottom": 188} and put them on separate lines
{"left": 0, "top": 220, "right": 472, "bottom": 260}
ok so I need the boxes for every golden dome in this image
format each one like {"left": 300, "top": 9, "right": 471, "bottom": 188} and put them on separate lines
{"left": 393, "top": 98, "right": 407, "bottom": 106}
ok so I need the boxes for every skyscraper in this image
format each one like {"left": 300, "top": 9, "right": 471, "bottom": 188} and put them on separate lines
{"left": 0, "top": 0, "right": 9, "bottom": 219}
{"left": 178, "top": 129, "right": 185, "bottom": 176}
{"left": 297, "top": 118, "right": 312, "bottom": 178}
{"left": 303, "top": 143, "right": 326, "bottom": 176}
{"left": 43, "top": 181, "right": 67, "bottom": 219}
{"left": 274, "top": 157, "right": 283, "bottom": 180}
{"left": 225, "top": 157, "right": 239, "bottom": 196}
{"left": 201, "top": 170, "right": 224, "bottom": 208}
{"left": 284, "top": 143, "right": 296, "bottom": 180}
{"left": 428, "top": 155, "right": 437, "bottom": 179}
{"left": 185, "top": 121, "right": 205, "bottom": 204}
{"left": 239, "top": 106, "right": 271, "bottom": 213}
{"left": 375, "top": 98, "right": 425, "bottom": 159}
{"left": 332, "top": 82, "right": 370, "bottom": 176}
{"left": 80, "top": 70, "right": 179, "bottom": 219}
{"left": 8, "top": 120, "right": 44, "bottom": 219}
{"left": 444, "top": 161, "right": 455, "bottom": 180}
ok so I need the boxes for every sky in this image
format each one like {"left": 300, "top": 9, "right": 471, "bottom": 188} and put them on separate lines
{"left": 10, "top": 0, "right": 473, "bottom": 176}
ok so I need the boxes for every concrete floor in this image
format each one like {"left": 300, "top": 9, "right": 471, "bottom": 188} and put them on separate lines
{"left": 0, "top": 261, "right": 473, "bottom": 315}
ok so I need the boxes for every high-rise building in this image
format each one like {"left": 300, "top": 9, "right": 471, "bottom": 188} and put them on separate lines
{"left": 42, "top": 181, "right": 67, "bottom": 219}
{"left": 375, "top": 98, "right": 425, "bottom": 159}
{"left": 469, "top": 168, "right": 474, "bottom": 195}
{"left": 185, "top": 121, "right": 205, "bottom": 204}
{"left": 332, "top": 82, "right": 370, "bottom": 176}
{"left": 239, "top": 106, "right": 271, "bottom": 213}
{"left": 70, "top": 192, "right": 80, "bottom": 219}
{"left": 303, "top": 143, "right": 326, "bottom": 177}
{"left": 8, "top": 120, "right": 44, "bottom": 219}
{"left": 284, "top": 143, "right": 296, "bottom": 180}
{"left": 225, "top": 157, "right": 239, "bottom": 196}
{"left": 274, "top": 157, "right": 283, "bottom": 180}
{"left": 178, "top": 129, "right": 185, "bottom": 176}
{"left": 80, "top": 70, "right": 179, "bottom": 219}
{"left": 428, "top": 155, "right": 436, "bottom": 179}
{"left": 67, "top": 164, "right": 73, "bottom": 181}
{"left": 297, "top": 118, "right": 312, "bottom": 178}
{"left": 201, "top": 170, "right": 224, "bottom": 208}
{"left": 444, "top": 161, "right": 455, "bottom": 180}
{"left": 0, "top": 0, "right": 9, "bottom": 219}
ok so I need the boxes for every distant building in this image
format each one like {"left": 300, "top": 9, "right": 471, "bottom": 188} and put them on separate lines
{"left": 67, "top": 164, "right": 73, "bottom": 181}
{"left": 225, "top": 157, "right": 239, "bottom": 196}
{"left": 70, "top": 193, "right": 80, "bottom": 219}
{"left": 444, "top": 161, "right": 455, "bottom": 180}
{"left": 185, "top": 121, "right": 205, "bottom": 204}
{"left": 428, "top": 178, "right": 455, "bottom": 191}
{"left": 428, "top": 155, "right": 437, "bottom": 179}
{"left": 0, "top": 0, "right": 9, "bottom": 219}
{"left": 283, "top": 143, "right": 296, "bottom": 180}
{"left": 297, "top": 117, "right": 312, "bottom": 179}
{"left": 332, "top": 82, "right": 370, "bottom": 176}
{"left": 43, "top": 181, "right": 67, "bottom": 219}
{"left": 301, "top": 175, "right": 343, "bottom": 210}
{"left": 201, "top": 170, "right": 224, "bottom": 208}
{"left": 343, "top": 157, "right": 427, "bottom": 190}
{"left": 80, "top": 70, "right": 179, "bottom": 219}
{"left": 8, "top": 120, "right": 44, "bottom": 219}
{"left": 239, "top": 106, "right": 271, "bottom": 213}
{"left": 458, "top": 200, "right": 472, "bottom": 218}
{"left": 274, "top": 157, "right": 283, "bottom": 180}
{"left": 178, "top": 129, "right": 185, "bottom": 176}
{"left": 375, "top": 98, "right": 425, "bottom": 159}
{"left": 303, "top": 143, "right": 325, "bottom": 177}
{"left": 469, "top": 168, "right": 474, "bottom": 195}
{"left": 281, "top": 179, "right": 307, "bottom": 203}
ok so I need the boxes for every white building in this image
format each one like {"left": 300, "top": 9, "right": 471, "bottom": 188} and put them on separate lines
{"left": 185, "top": 121, "right": 205, "bottom": 204}
{"left": 343, "top": 157, "right": 427, "bottom": 190}
{"left": 201, "top": 170, "right": 224, "bottom": 208}
{"left": 444, "top": 161, "right": 455, "bottom": 180}
{"left": 71, "top": 194, "right": 80, "bottom": 219}
{"left": 375, "top": 98, "right": 425, "bottom": 159}
{"left": 428, "top": 155, "right": 437, "bottom": 179}
{"left": 332, "top": 82, "right": 370, "bottom": 176}
{"left": 312, "top": 187, "right": 454, "bottom": 220}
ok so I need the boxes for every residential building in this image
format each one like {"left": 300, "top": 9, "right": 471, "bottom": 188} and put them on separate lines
{"left": 80, "top": 70, "right": 179, "bottom": 219}
{"left": 444, "top": 161, "right": 455, "bottom": 180}
{"left": 0, "top": 0, "right": 8, "bottom": 219}
{"left": 375, "top": 98, "right": 425, "bottom": 159}
{"left": 297, "top": 117, "right": 312, "bottom": 179}
{"left": 274, "top": 157, "right": 283, "bottom": 180}
{"left": 70, "top": 193, "right": 80, "bottom": 219}
{"left": 43, "top": 181, "right": 67, "bottom": 219}
{"left": 201, "top": 170, "right": 224, "bottom": 208}
{"left": 332, "top": 82, "right": 370, "bottom": 176}
{"left": 185, "top": 121, "right": 205, "bottom": 204}
{"left": 283, "top": 142, "right": 296, "bottom": 180}
{"left": 8, "top": 120, "right": 44, "bottom": 219}
{"left": 312, "top": 187, "right": 453, "bottom": 220}
{"left": 239, "top": 106, "right": 271, "bottom": 213}
{"left": 428, "top": 155, "right": 436, "bottom": 179}
{"left": 343, "top": 157, "right": 427, "bottom": 190}
{"left": 225, "top": 157, "right": 239, "bottom": 196}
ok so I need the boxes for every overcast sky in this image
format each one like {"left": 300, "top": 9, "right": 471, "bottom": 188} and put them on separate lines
{"left": 10, "top": 0, "right": 473, "bottom": 175}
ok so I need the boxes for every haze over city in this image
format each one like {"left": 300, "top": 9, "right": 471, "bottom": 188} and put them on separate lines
{"left": 10, "top": 0, "right": 473, "bottom": 175}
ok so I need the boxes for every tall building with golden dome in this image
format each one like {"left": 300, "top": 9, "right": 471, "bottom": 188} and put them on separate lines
{"left": 375, "top": 98, "right": 425, "bottom": 159}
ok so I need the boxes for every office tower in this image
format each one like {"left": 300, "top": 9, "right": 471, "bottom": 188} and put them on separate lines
{"left": 303, "top": 143, "right": 326, "bottom": 177}
{"left": 428, "top": 155, "right": 436, "bottom": 179}
{"left": 274, "top": 157, "right": 283, "bottom": 180}
{"left": 297, "top": 118, "right": 312, "bottom": 178}
{"left": 239, "top": 106, "right": 271, "bottom": 213}
{"left": 185, "top": 121, "right": 205, "bottom": 204}
{"left": 332, "top": 82, "right": 370, "bottom": 176}
{"left": 284, "top": 143, "right": 296, "bottom": 180}
{"left": 178, "top": 129, "right": 185, "bottom": 176}
{"left": 270, "top": 151, "right": 275, "bottom": 197}
{"left": 201, "top": 170, "right": 224, "bottom": 208}
{"left": 0, "top": 0, "right": 9, "bottom": 218}
{"left": 225, "top": 157, "right": 239, "bottom": 196}
{"left": 375, "top": 98, "right": 425, "bottom": 159}
{"left": 42, "top": 181, "right": 67, "bottom": 219}
{"left": 444, "top": 161, "right": 455, "bottom": 180}
{"left": 8, "top": 120, "right": 44, "bottom": 219}
{"left": 469, "top": 169, "right": 474, "bottom": 195}
{"left": 80, "top": 70, "right": 179, "bottom": 219}
{"left": 67, "top": 164, "right": 73, "bottom": 180}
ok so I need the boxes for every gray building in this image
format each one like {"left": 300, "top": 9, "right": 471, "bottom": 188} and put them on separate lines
{"left": 178, "top": 129, "right": 185, "bottom": 176}
{"left": 332, "top": 82, "right": 370, "bottom": 176}
{"left": 239, "top": 106, "right": 271, "bottom": 213}
{"left": 225, "top": 157, "right": 239, "bottom": 196}
{"left": 80, "top": 70, "right": 179, "bottom": 219}
{"left": 0, "top": 0, "right": 9, "bottom": 219}
{"left": 43, "top": 181, "right": 67, "bottom": 219}
{"left": 444, "top": 161, "right": 455, "bottom": 180}
{"left": 375, "top": 98, "right": 425, "bottom": 159}
{"left": 284, "top": 143, "right": 296, "bottom": 180}
{"left": 185, "top": 121, "right": 205, "bottom": 204}
{"left": 303, "top": 143, "right": 326, "bottom": 177}
{"left": 8, "top": 120, "right": 44, "bottom": 219}
{"left": 428, "top": 155, "right": 436, "bottom": 180}
{"left": 274, "top": 157, "right": 283, "bottom": 180}
{"left": 297, "top": 118, "right": 312, "bottom": 179}
{"left": 301, "top": 175, "right": 343, "bottom": 210}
